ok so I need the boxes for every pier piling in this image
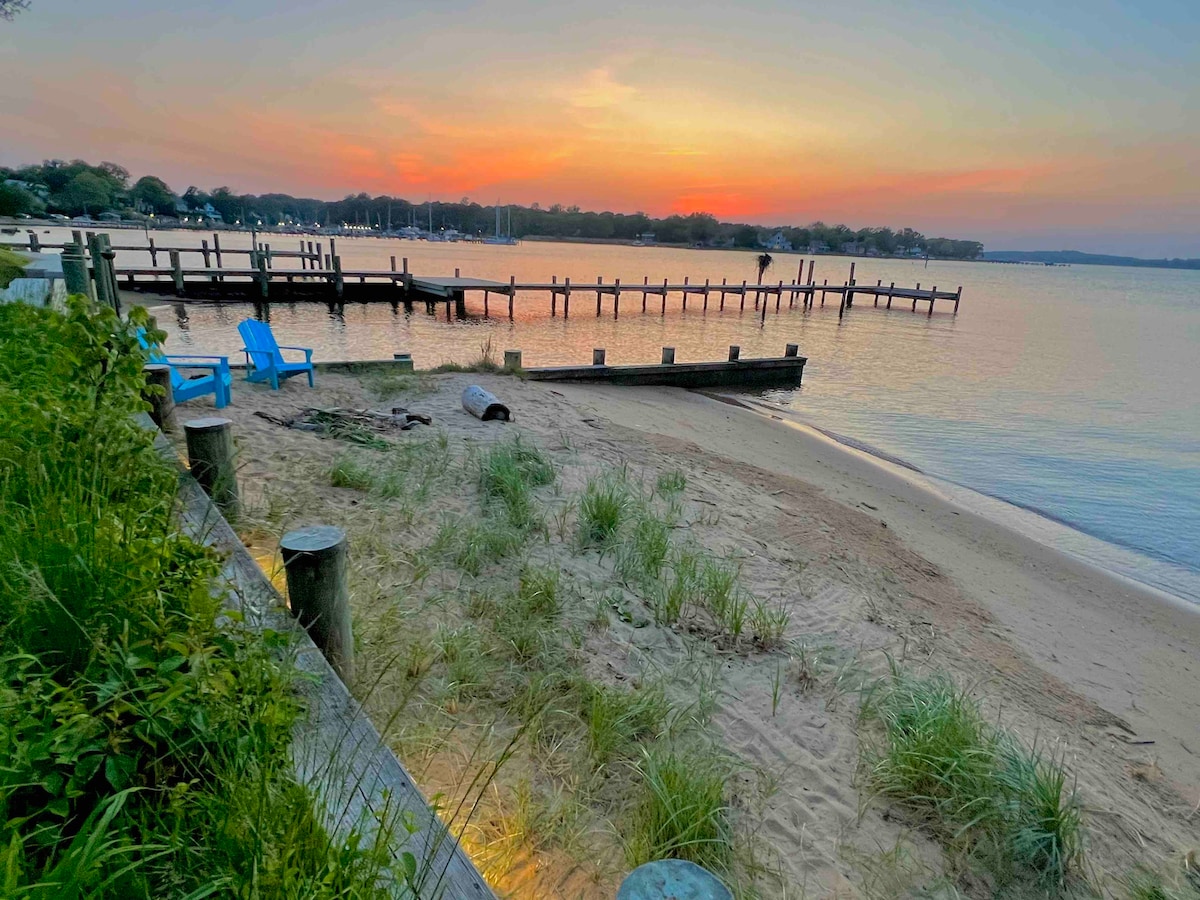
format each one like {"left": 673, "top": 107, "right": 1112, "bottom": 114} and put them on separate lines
{"left": 185, "top": 417, "right": 239, "bottom": 520}
{"left": 281, "top": 525, "right": 354, "bottom": 684}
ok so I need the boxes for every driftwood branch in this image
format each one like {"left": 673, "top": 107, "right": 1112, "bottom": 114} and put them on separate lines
{"left": 254, "top": 407, "right": 432, "bottom": 443}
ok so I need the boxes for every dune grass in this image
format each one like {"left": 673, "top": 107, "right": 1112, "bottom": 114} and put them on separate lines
{"left": 578, "top": 474, "right": 631, "bottom": 548}
{"left": 861, "top": 670, "right": 1084, "bottom": 888}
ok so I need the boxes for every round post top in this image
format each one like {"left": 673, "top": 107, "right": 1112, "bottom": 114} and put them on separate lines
{"left": 281, "top": 525, "right": 346, "bottom": 554}
{"left": 183, "top": 417, "right": 232, "bottom": 433}
{"left": 616, "top": 860, "right": 732, "bottom": 900}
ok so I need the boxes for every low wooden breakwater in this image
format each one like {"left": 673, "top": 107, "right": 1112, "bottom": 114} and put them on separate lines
{"left": 13, "top": 231, "right": 963, "bottom": 319}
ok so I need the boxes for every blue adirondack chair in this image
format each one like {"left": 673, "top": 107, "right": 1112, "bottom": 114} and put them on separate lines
{"left": 136, "top": 329, "right": 232, "bottom": 409}
{"left": 237, "top": 319, "right": 314, "bottom": 390}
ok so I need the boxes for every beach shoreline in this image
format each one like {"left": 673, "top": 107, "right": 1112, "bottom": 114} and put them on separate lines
{"left": 562, "top": 383, "right": 1200, "bottom": 789}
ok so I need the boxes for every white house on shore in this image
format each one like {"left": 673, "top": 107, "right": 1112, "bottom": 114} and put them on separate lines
{"left": 763, "top": 231, "right": 793, "bottom": 251}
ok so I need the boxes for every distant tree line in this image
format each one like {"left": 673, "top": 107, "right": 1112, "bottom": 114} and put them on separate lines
{"left": 1, "top": 158, "right": 985, "bottom": 259}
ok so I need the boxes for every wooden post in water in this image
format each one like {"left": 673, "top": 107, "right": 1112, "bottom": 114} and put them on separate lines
{"left": 170, "top": 249, "right": 184, "bottom": 297}
{"left": 807, "top": 259, "right": 816, "bottom": 308}
{"left": 660, "top": 278, "right": 667, "bottom": 316}
{"left": 402, "top": 256, "right": 408, "bottom": 276}
{"left": 201, "top": 239, "right": 211, "bottom": 269}
{"left": 147, "top": 236, "right": 157, "bottom": 266}
{"left": 564, "top": 277, "right": 571, "bottom": 319}
{"left": 682, "top": 276, "right": 689, "bottom": 311}
{"left": 143, "top": 364, "right": 176, "bottom": 432}
{"left": 821, "top": 279, "right": 828, "bottom": 306}
{"left": 212, "top": 233, "right": 223, "bottom": 280}
{"left": 280, "top": 525, "right": 354, "bottom": 684}
{"left": 333, "top": 255, "right": 344, "bottom": 299}
{"left": 775, "top": 279, "right": 783, "bottom": 312}
{"left": 483, "top": 290, "right": 489, "bottom": 317}
{"left": 913, "top": 283, "right": 920, "bottom": 312}
{"left": 551, "top": 275, "right": 557, "bottom": 316}
{"left": 729, "top": 345, "right": 740, "bottom": 360}
{"left": 642, "top": 275, "right": 649, "bottom": 312}
{"left": 887, "top": 282, "right": 895, "bottom": 309}
{"left": 720, "top": 277, "right": 727, "bottom": 310}
{"left": 595, "top": 276, "right": 602, "bottom": 317}
{"left": 928, "top": 286, "right": 937, "bottom": 316}
{"left": 593, "top": 348, "right": 606, "bottom": 366}
{"left": 838, "top": 282, "right": 847, "bottom": 319}
{"left": 613, "top": 278, "right": 621, "bottom": 320}
{"left": 509, "top": 275, "right": 516, "bottom": 318}
{"left": 874, "top": 279, "right": 881, "bottom": 306}
{"left": 847, "top": 261, "right": 856, "bottom": 307}
{"left": 257, "top": 253, "right": 269, "bottom": 299}
{"left": 954, "top": 286, "right": 962, "bottom": 314}
{"left": 740, "top": 279, "right": 747, "bottom": 311}
{"left": 330, "top": 238, "right": 337, "bottom": 261}
{"left": 390, "top": 255, "right": 396, "bottom": 272}
{"left": 454, "top": 267, "right": 460, "bottom": 278}
{"left": 703, "top": 278, "right": 710, "bottom": 311}
{"left": 185, "top": 417, "right": 239, "bottom": 520}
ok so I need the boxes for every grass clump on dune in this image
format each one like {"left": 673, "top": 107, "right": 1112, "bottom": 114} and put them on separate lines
{"left": 861, "top": 670, "right": 1084, "bottom": 888}
{"left": 626, "top": 747, "right": 735, "bottom": 875}
{"left": 578, "top": 474, "right": 631, "bottom": 548}
{"left": 478, "top": 437, "right": 555, "bottom": 531}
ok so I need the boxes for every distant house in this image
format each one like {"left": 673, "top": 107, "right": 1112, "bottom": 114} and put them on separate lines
{"left": 636, "top": 232, "right": 656, "bottom": 244}
{"left": 807, "top": 241, "right": 830, "bottom": 254}
{"left": 763, "top": 231, "right": 793, "bottom": 252}
{"left": 196, "top": 202, "right": 223, "bottom": 223}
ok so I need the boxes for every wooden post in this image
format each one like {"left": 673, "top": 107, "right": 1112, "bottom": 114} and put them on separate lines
{"left": 201, "top": 239, "right": 211, "bottom": 269}
{"left": 390, "top": 255, "right": 396, "bottom": 272}
{"left": 280, "top": 525, "right": 354, "bottom": 684}
{"left": 775, "top": 279, "right": 783, "bottom": 312}
{"left": 333, "top": 255, "right": 344, "bottom": 298}
{"left": 170, "top": 249, "right": 185, "bottom": 297}
{"left": 838, "top": 282, "right": 847, "bottom": 319}
{"left": 551, "top": 275, "right": 557, "bottom": 316}
{"left": 613, "top": 278, "right": 621, "bottom": 320}
{"left": 28, "top": 232, "right": 39, "bottom": 253}
{"left": 212, "top": 233, "right": 223, "bottom": 280}
{"left": 807, "top": 260, "right": 815, "bottom": 308}
{"left": 593, "top": 348, "right": 606, "bottom": 366}
{"left": 720, "top": 277, "right": 727, "bottom": 310}
{"left": 143, "top": 364, "right": 176, "bottom": 432}
{"left": 60, "top": 243, "right": 89, "bottom": 297}
{"left": 596, "top": 276, "right": 602, "bottom": 317}
{"left": 928, "top": 286, "right": 937, "bottom": 316}
{"left": 740, "top": 279, "right": 747, "bottom": 311}
{"left": 785, "top": 343, "right": 799, "bottom": 357}
{"left": 148, "top": 236, "right": 157, "bottom": 266}
{"left": 564, "top": 277, "right": 571, "bottom": 319}
{"left": 87, "top": 234, "right": 112, "bottom": 308}
{"left": 661, "top": 347, "right": 675, "bottom": 365}
{"left": 455, "top": 267, "right": 461, "bottom": 278}
{"left": 661, "top": 278, "right": 667, "bottom": 316}
{"left": 729, "top": 345, "right": 740, "bottom": 361}
{"left": 913, "top": 283, "right": 920, "bottom": 312}
{"left": 71, "top": 229, "right": 83, "bottom": 247}
{"left": 483, "top": 290, "right": 489, "bottom": 317}
{"left": 509, "top": 275, "right": 516, "bottom": 318}
{"left": 642, "top": 275, "right": 649, "bottom": 312}
{"left": 402, "top": 256, "right": 408, "bottom": 275}
{"left": 300, "top": 240, "right": 307, "bottom": 271}
{"left": 682, "top": 276, "right": 689, "bottom": 311}
{"left": 258, "top": 253, "right": 269, "bottom": 299}
{"left": 703, "top": 278, "right": 710, "bottom": 311}
{"left": 184, "top": 417, "right": 239, "bottom": 520}
{"left": 954, "top": 286, "right": 962, "bottom": 314}
{"left": 330, "top": 237, "right": 337, "bottom": 261}
{"left": 504, "top": 350, "right": 522, "bottom": 370}
{"left": 874, "top": 279, "right": 881, "bottom": 307}
{"left": 887, "top": 282, "right": 895, "bottom": 309}
{"left": 794, "top": 262, "right": 803, "bottom": 305}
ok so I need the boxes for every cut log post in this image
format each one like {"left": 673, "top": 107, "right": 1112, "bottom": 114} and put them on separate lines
{"left": 201, "top": 239, "right": 211, "bottom": 269}
{"left": 509, "top": 275, "right": 516, "bottom": 318}
{"left": 785, "top": 343, "right": 799, "bottom": 357}
{"left": 661, "top": 347, "right": 675, "bottom": 365}
{"left": 28, "top": 232, "right": 39, "bottom": 252}
{"left": 593, "top": 348, "right": 606, "bottom": 366}
{"left": 184, "top": 417, "right": 239, "bottom": 520}
{"left": 390, "top": 255, "right": 396, "bottom": 272}
{"left": 504, "top": 350, "right": 522, "bottom": 370}
{"left": 462, "top": 385, "right": 511, "bottom": 421}
{"left": 729, "top": 345, "right": 740, "bottom": 361}
{"left": 143, "top": 364, "right": 177, "bottom": 432}
{"left": 280, "top": 525, "right": 354, "bottom": 684}
{"left": 60, "top": 242, "right": 89, "bottom": 296}
{"left": 87, "top": 234, "right": 112, "bottom": 308}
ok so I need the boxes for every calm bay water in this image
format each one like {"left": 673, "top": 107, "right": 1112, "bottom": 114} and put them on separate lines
{"left": 37, "top": 227, "right": 1200, "bottom": 603}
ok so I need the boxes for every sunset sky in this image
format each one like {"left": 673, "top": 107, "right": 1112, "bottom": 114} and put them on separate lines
{"left": 1, "top": 0, "right": 1197, "bottom": 255}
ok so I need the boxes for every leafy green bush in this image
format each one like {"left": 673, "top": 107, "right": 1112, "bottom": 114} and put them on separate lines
{"left": 0, "top": 299, "right": 399, "bottom": 897}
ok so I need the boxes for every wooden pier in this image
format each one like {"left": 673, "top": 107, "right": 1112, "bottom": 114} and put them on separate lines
{"left": 12, "top": 232, "right": 964, "bottom": 319}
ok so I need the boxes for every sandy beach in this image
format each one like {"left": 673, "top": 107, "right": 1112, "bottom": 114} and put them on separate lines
{"left": 171, "top": 369, "right": 1200, "bottom": 896}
